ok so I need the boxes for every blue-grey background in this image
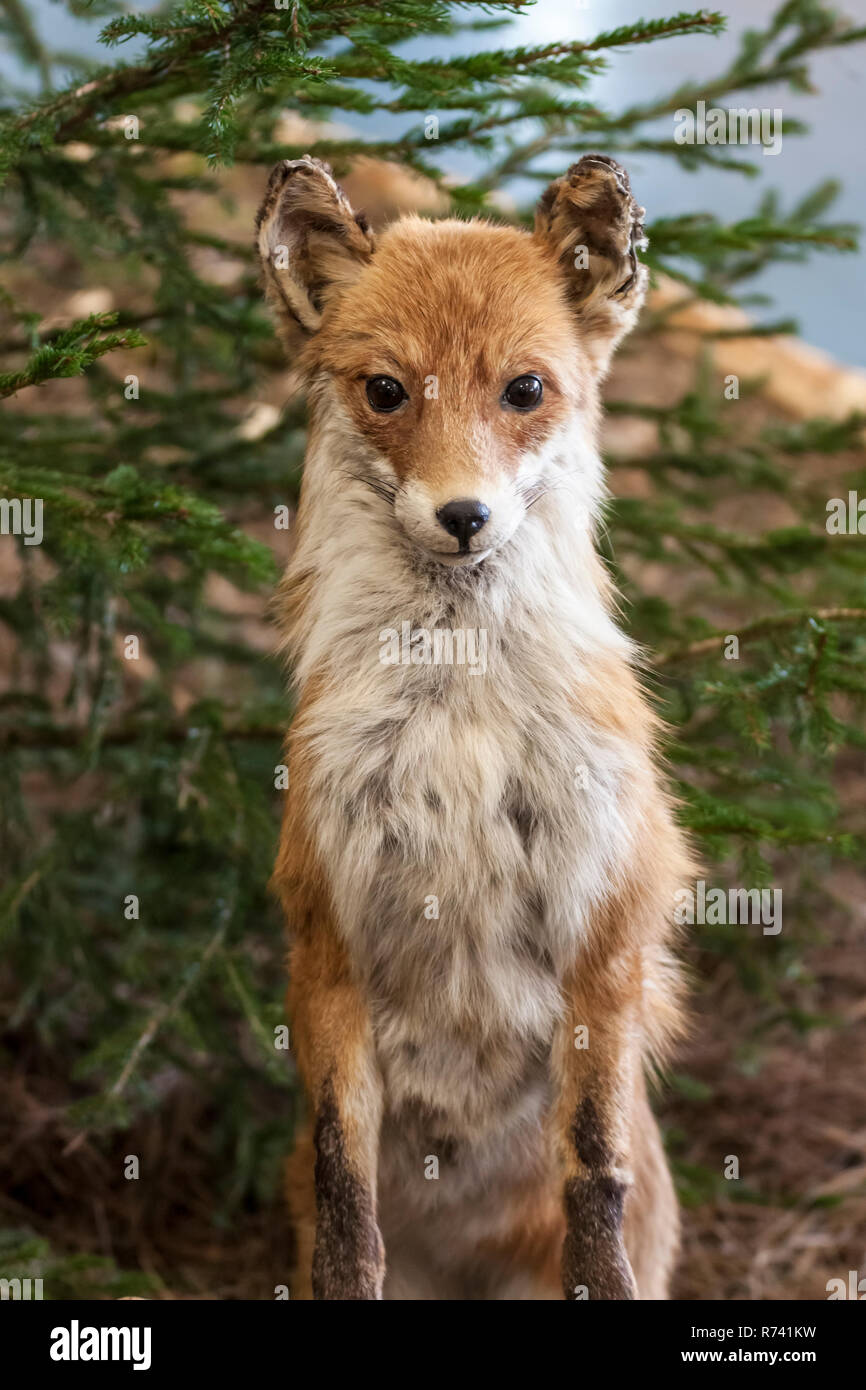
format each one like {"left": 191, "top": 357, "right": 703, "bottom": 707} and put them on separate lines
{"left": 3, "top": 0, "right": 864, "bottom": 364}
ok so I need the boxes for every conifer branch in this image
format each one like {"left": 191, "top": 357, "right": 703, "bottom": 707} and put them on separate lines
{"left": 657, "top": 610, "right": 866, "bottom": 666}
{"left": 1, "top": 0, "right": 865, "bottom": 1236}
{"left": 0, "top": 314, "right": 147, "bottom": 398}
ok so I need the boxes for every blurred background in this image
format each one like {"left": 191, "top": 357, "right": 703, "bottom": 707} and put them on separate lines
{"left": 3, "top": 0, "right": 865, "bottom": 362}
{"left": 1, "top": 0, "right": 864, "bottom": 1300}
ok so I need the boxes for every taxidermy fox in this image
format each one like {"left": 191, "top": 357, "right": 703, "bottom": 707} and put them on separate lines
{"left": 257, "top": 153, "right": 692, "bottom": 1300}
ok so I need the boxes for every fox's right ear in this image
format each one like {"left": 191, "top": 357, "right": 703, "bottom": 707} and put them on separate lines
{"left": 256, "top": 156, "right": 375, "bottom": 355}
{"left": 533, "top": 154, "right": 647, "bottom": 376}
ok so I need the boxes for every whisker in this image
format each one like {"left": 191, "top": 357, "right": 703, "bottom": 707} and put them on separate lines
{"left": 518, "top": 477, "right": 550, "bottom": 508}
{"left": 520, "top": 465, "right": 596, "bottom": 510}
{"left": 346, "top": 470, "right": 397, "bottom": 506}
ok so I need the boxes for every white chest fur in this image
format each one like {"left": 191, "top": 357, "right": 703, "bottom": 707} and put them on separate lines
{"left": 287, "top": 419, "right": 641, "bottom": 1133}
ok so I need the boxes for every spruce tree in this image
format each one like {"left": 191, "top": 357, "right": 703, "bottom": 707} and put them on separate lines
{"left": 0, "top": 0, "right": 864, "bottom": 1295}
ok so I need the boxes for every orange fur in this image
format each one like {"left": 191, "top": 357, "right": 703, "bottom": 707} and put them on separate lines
{"left": 259, "top": 155, "right": 691, "bottom": 1300}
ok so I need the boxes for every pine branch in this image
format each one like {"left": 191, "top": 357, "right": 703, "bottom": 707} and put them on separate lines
{"left": 2, "top": 0, "right": 865, "bottom": 1258}
{"left": 63, "top": 878, "right": 239, "bottom": 1155}
{"left": 657, "top": 609, "right": 866, "bottom": 666}
{"left": 0, "top": 720, "right": 285, "bottom": 751}
{"left": 0, "top": 314, "right": 146, "bottom": 398}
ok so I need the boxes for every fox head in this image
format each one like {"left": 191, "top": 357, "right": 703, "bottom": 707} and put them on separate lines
{"left": 256, "top": 154, "right": 647, "bottom": 570}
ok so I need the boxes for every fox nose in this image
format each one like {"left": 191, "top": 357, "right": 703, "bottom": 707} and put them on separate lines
{"left": 436, "top": 498, "right": 490, "bottom": 550}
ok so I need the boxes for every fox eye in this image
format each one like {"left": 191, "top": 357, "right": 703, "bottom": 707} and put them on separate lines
{"left": 366, "top": 376, "right": 406, "bottom": 412}
{"left": 503, "top": 374, "right": 543, "bottom": 411}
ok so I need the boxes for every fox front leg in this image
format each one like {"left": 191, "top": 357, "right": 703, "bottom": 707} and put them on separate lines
{"left": 561, "top": 1095, "right": 637, "bottom": 1301}
{"left": 287, "top": 930, "right": 386, "bottom": 1300}
{"left": 554, "top": 955, "right": 640, "bottom": 1301}
{"left": 312, "top": 1076, "right": 385, "bottom": 1300}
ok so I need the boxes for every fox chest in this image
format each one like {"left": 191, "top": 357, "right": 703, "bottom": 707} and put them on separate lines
{"left": 303, "top": 654, "right": 634, "bottom": 1131}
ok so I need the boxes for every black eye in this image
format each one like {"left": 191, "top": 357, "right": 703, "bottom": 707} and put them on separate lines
{"left": 503, "top": 374, "right": 543, "bottom": 411}
{"left": 366, "top": 376, "right": 406, "bottom": 412}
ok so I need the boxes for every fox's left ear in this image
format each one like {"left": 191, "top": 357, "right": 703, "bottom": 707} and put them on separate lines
{"left": 256, "top": 156, "right": 375, "bottom": 357}
{"left": 533, "top": 154, "right": 648, "bottom": 373}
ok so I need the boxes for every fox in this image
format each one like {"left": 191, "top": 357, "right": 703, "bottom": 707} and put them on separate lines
{"left": 256, "top": 152, "right": 694, "bottom": 1300}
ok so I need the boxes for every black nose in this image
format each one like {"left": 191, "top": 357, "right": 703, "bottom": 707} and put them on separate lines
{"left": 436, "top": 498, "right": 490, "bottom": 550}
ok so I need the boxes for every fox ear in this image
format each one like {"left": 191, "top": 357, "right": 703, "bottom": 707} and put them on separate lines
{"left": 256, "top": 156, "right": 375, "bottom": 355}
{"left": 533, "top": 154, "right": 648, "bottom": 373}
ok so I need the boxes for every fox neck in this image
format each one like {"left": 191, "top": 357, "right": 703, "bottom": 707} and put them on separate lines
{"left": 282, "top": 385, "right": 631, "bottom": 692}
